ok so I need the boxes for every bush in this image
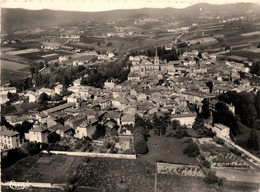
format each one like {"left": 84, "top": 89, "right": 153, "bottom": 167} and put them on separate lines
{"left": 183, "top": 142, "right": 200, "bottom": 157}
{"left": 47, "top": 132, "right": 61, "bottom": 143}
{"left": 134, "top": 137, "right": 148, "bottom": 154}
{"left": 204, "top": 171, "right": 224, "bottom": 186}
{"left": 47, "top": 143, "right": 68, "bottom": 151}
{"left": 215, "top": 138, "right": 225, "bottom": 145}
{"left": 1, "top": 148, "right": 27, "bottom": 168}
{"left": 202, "top": 160, "right": 211, "bottom": 168}
{"left": 229, "top": 148, "right": 242, "bottom": 156}
{"left": 22, "top": 142, "right": 41, "bottom": 155}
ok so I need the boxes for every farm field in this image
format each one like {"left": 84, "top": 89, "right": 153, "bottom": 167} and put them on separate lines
{"left": 1, "top": 69, "right": 29, "bottom": 85}
{"left": 139, "top": 133, "right": 199, "bottom": 165}
{"left": 1, "top": 60, "right": 28, "bottom": 70}
{"left": 2, "top": 154, "right": 85, "bottom": 183}
{"left": 157, "top": 174, "right": 217, "bottom": 192}
{"left": 5, "top": 48, "right": 39, "bottom": 55}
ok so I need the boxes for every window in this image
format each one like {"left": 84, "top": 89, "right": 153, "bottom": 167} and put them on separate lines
{"left": 8, "top": 140, "right": 10, "bottom": 144}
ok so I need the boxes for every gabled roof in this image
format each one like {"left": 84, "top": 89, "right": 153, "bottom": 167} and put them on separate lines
{"left": 0, "top": 126, "right": 19, "bottom": 137}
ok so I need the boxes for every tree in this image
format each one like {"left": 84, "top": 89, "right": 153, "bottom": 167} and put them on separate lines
{"left": 197, "top": 52, "right": 203, "bottom": 59}
{"left": 206, "top": 81, "right": 213, "bottom": 93}
{"left": 246, "top": 128, "right": 259, "bottom": 151}
{"left": 92, "top": 124, "right": 106, "bottom": 140}
{"left": 253, "top": 119, "right": 260, "bottom": 130}
{"left": 38, "top": 92, "right": 49, "bottom": 104}
{"left": 250, "top": 61, "right": 260, "bottom": 76}
{"left": 134, "top": 135, "right": 148, "bottom": 154}
{"left": 255, "top": 90, "right": 260, "bottom": 119}
{"left": 47, "top": 132, "right": 61, "bottom": 143}
{"left": 29, "top": 67, "right": 35, "bottom": 78}
{"left": 53, "top": 93, "right": 63, "bottom": 101}
{"left": 22, "top": 142, "right": 41, "bottom": 155}
{"left": 200, "top": 99, "right": 210, "bottom": 119}
{"left": 183, "top": 142, "right": 200, "bottom": 157}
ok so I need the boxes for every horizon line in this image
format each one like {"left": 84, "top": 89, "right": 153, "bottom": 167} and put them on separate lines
{"left": 2, "top": 1, "right": 260, "bottom": 13}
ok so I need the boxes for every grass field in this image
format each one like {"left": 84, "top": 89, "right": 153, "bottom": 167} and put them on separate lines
{"left": 1, "top": 60, "right": 28, "bottom": 70}
{"left": 139, "top": 133, "right": 199, "bottom": 165}
{"left": 2, "top": 154, "right": 85, "bottom": 183}
{"left": 1, "top": 69, "right": 29, "bottom": 85}
{"left": 157, "top": 174, "right": 217, "bottom": 192}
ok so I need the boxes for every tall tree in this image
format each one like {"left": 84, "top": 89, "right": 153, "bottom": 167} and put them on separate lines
{"left": 206, "top": 81, "right": 213, "bottom": 93}
{"left": 246, "top": 128, "right": 259, "bottom": 151}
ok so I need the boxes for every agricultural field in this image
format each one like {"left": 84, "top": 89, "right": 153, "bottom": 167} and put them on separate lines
{"left": 139, "top": 134, "right": 199, "bottom": 165}
{"left": 5, "top": 48, "right": 39, "bottom": 55}
{"left": 1, "top": 60, "right": 30, "bottom": 85}
{"left": 157, "top": 174, "right": 217, "bottom": 192}
{"left": 2, "top": 154, "right": 85, "bottom": 183}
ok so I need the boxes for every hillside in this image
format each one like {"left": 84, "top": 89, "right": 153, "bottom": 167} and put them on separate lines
{"left": 2, "top": 3, "right": 260, "bottom": 33}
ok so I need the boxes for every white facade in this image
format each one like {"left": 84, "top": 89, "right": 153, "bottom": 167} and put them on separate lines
{"left": 0, "top": 127, "right": 20, "bottom": 150}
{"left": 213, "top": 123, "right": 230, "bottom": 140}
{"left": 171, "top": 114, "right": 196, "bottom": 128}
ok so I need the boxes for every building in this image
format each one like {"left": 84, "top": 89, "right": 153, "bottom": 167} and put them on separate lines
{"left": 129, "top": 48, "right": 175, "bottom": 77}
{"left": 213, "top": 123, "right": 230, "bottom": 140}
{"left": 104, "top": 80, "right": 115, "bottom": 89}
{"left": 0, "top": 126, "right": 20, "bottom": 150}
{"left": 28, "top": 124, "right": 51, "bottom": 143}
{"left": 171, "top": 113, "right": 196, "bottom": 128}
{"left": 75, "top": 121, "right": 97, "bottom": 139}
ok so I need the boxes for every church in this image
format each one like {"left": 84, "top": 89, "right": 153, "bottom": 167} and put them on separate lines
{"left": 129, "top": 48, "right": 176, "bottom": 78}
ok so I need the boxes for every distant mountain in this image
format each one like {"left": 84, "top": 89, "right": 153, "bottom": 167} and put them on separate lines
{"left": 2, "top": 3, "right": 260, "bottom": 33}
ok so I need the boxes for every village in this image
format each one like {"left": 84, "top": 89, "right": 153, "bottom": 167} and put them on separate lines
{"left": 1, "top": 3, "right": 260, "bottom": 191}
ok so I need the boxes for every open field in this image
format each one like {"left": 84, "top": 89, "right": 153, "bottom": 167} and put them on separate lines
{"left": 241, "top": 31, "right": 260, "bottom": 37}
{"left": 139, "top": 134, "right": 199, "bottom": 165}
{"left": 1, "top": 60, "right": 28, "bottom": 70}
{"left": 2, "top": 154, "right": 85, "bottom": 183}
{"left": 5, "top": 48, "right": 39, "bottom": 55}
{"left": 157, "top": 174, "right": 216, "bottom": 192}
{"left": 1, "top": 69, "right": 29, "bottom": 85}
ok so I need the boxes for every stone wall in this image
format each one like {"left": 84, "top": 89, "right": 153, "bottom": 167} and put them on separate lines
{"left": 41, "top": 150, "right": 136, "bottom": 159}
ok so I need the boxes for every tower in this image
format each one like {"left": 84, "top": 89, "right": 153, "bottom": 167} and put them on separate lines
{"left": 154, "top": 47, "right": 159, "bottom": 66}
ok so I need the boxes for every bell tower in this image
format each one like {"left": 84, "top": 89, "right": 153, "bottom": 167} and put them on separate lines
{"left": 154, "top": 47, "right": 159, "bottom": 65}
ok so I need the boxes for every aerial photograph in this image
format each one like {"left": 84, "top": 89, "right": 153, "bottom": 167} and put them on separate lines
{"left": 0, "top": 0, "right": 260, "bottom": 191}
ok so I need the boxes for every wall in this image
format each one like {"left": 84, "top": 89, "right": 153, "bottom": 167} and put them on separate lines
{"left": 41, "top": 150, "right": 136, "bottom": 159}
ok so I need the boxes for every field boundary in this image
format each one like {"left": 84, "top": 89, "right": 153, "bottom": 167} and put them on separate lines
{"left": 41, "top": 150, "right": 136, "bottom": 159}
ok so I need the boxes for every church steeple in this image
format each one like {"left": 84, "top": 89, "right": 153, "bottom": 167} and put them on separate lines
{"left": 154, "top": 47, "right": 159, "bottom": 65}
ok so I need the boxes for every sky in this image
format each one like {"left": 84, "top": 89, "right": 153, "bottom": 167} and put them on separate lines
{"left": 1, "top": 0, "right": 259, "bottom": 12}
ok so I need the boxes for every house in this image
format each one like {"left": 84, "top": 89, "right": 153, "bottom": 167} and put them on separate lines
{"left": 26, "top": 91, "right": 39, "bottom": 103}
{"left": 171, "top": 113, "right": 196, "bottom": 128}
{"left": 67, "top": 94, "right": 78, "bottom": 103}
{"left": 28, "top": 124, "right": 51, "bottom": 143}
{"left": 0, "top": 126, "right": 20, "bottom": 150}
{"left": 75, "top": 121, "right": 97, "bottom": 139}
{"left": 137, "top": 93, "right": 147, "bottom": 101}
{"left": 104, "top": 80, "right": 115, "bottom": 89}
{"left": 54, "top": 84, "right": 63, "bottom": 95}
{"left": 64, "top": 115, "right": 86, "bottom": 129}
{"left": 52, "top": 124, "right": 74, "bottom": 138}
{"left": 35, "top": 113, "right": 48, "bottom": 124}
{"left": 121, "top": 115, "right": 135, "bottom": 126}
{"left": 104, "top": 120, "right": 118, "bottom": 136}
{"left": 213, "top": 123, "right": 230, "bottom": 140}
{"left": 38, "top": 88, "right": 54, "bottom": 97}
{"left": 105, "top": 111, "right": 122, "bottom": 126}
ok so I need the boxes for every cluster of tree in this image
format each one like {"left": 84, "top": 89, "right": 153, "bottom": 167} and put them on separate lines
{"left": 165, "top": 120, "right": 189, "bottom": 139}
{"left": 9, "top": 77, "right": 33, "bottom": 92}
{"left": 218, "top": 90, "right": 260, "bottom": 128}
{"left": 1, "top": 117, "right": 33, "bottom": 139}
{"left": 213, "top": 101, "right": 238, "bottom": 136}
{"left": 132, "top": 115, "right": 150, "bottom": 154}
{"left": 81, "top": 57, "right": 131, "bottom": 88}
{"left": 200, "top": 99, "right": 211, "bottom": 119}
{"left": 192, "top": 117, "right": 216, "bottom": 138}
{"left": 250, "top": 60, "right": 260, "bottom": 76}
{"left": 129, "top": 46, "right": 179, "bottom": 62}
{"left": 1, "top": 148, "right": 27, "bottom": 169}
{"left": 92, "top": 124, "right": 106, "bottom": 140}
{"left": 74, "top": 136, "right": 93, "bottom": 152}
{"left": 47, "top": 132, "right": 61, "bottom": 143}
{"left": 246, "top": 128, "right": 259, "bottom": 151}
{"left": 183, "top": 141, "right": 200, "bottom": 157}
{"left": 204, "top": 171, "right": 224, "bottom": 186}
{"left": 7, "top": 92, "right": 19, "bottom": 103}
